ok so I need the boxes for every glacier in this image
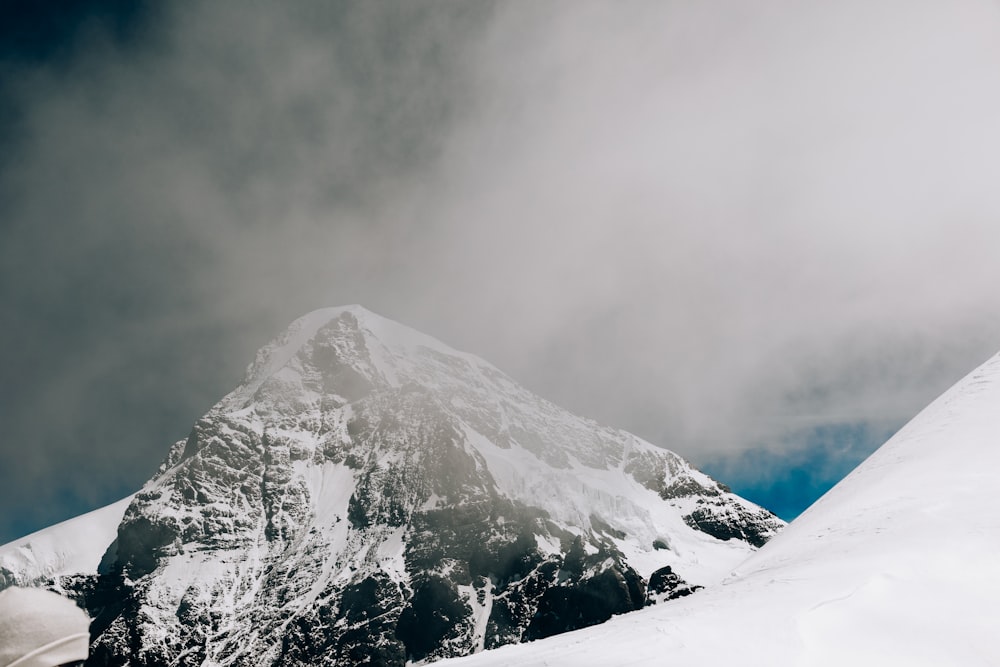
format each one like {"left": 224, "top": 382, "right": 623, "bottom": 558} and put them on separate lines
{"left": 440, "top": 350, "right": 1000, "bottom": 666}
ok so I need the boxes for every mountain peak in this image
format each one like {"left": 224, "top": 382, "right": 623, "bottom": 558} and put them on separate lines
{"left": 220, "top": 305, "right": 488, "bottom": 414}
{"left": 2, "top": 307, "right": 783, "bottom": 666}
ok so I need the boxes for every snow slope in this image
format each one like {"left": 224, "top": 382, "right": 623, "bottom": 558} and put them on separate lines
{"left": 440, "top": 351, "right": 1000, "bottom": 666}
{"left": 0, "top": 496, "right": 131, "bottom": 586}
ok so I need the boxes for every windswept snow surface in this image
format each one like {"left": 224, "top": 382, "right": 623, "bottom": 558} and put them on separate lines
{"left": 0, "top": 495, "right": 132, "bottom": 585}
{"left": 441, "top": 352, "right": 1000, "bottom": 667}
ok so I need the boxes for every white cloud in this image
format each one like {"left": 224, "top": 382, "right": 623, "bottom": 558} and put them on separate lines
{"left": 4, "top": 1, "right": 1000, "bottom": 539}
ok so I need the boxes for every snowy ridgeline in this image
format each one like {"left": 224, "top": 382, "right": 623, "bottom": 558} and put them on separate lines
{"left": 0, "top": 306, "right": 782, "bottom": 666}
{"left": 440, "top": 352, "right": 1000, "bottom": 667}
{"left": 0, "top": 497, "right": 132, "bottom": 589}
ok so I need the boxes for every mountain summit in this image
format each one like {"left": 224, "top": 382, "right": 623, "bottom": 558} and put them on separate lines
{"left": 2, "top": 306, "right": 782, "bottom": 666}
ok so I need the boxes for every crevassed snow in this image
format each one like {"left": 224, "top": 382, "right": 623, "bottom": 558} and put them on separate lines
{"left": 438, "top": 352, "right": 1000, "bottom": 667}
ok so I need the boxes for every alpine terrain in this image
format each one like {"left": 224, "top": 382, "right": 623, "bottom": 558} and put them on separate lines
{"left": 441, "top": 351, "right": 1000, "bottom": 667}
{"left": 0, "top": 305, "right": 782, "bottom": 666}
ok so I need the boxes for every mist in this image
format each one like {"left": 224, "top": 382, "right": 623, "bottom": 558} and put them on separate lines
{"left": 3, "top": 0, "right": 1000, "bottom": 540}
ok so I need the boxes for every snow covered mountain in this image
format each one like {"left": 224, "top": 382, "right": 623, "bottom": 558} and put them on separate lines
{"left": 0, "top": 305, "right": 782, "bottom": 666}
{"left": 0, "top": 497, "right": 132, "bottom": 589}
{"left": 440, "top": 351, "right": 1000, "bottom": 667}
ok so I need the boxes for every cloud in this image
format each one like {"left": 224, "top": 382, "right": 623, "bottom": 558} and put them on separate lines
{"left": 701, "top": 420, "right": 901, "bottom": 521}
{"left": 415, "top": 0, "right": 1000, "bottom": 447}
{"left": 3, "top": 0, "right": 1000, "bottom": 540}
{"left": 0, "top": 1, "right": 494, "bottom": 538}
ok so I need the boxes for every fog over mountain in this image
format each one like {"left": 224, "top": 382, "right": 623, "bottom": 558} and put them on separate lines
{"left": 1, "top": 306, "right": 784, "bottom": 665}
{"left": 3, "top": 1, "right": 1000, "bottom": 542}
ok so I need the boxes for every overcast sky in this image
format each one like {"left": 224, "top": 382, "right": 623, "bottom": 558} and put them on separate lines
{"left": 2, "top": 0, "right": 1000, "bottom": 542}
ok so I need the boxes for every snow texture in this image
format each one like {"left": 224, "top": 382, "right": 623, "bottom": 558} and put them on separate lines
{"left": 0, "top": 496, "right": 132, "bottom": 587}
{"left": 439, "top": 351, "right": 1000, "bottom": 667}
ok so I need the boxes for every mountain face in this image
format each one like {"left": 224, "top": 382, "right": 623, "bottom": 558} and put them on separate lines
{"left": 441, "top": 352, "right": 1000, "bottom": 667}
{"left": 1, "top": 306, "right": 782, "bottom": 666}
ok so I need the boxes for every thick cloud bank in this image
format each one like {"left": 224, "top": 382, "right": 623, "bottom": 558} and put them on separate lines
{"left": 2, "top": 1, "right": 1000, "bottom": 539}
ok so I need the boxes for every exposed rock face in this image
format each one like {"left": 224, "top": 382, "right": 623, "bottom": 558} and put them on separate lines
{"left": 5, "top": 306, "right": 783, "bottom": 666}
{"left": 646, "top": 565, "right": 703, "bottom": 604}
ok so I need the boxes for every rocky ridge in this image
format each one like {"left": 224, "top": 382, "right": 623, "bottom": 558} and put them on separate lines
{"left": 2, "top": 306, "right": 783, "bottom": 666}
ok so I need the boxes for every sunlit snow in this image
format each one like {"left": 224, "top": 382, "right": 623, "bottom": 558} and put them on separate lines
{"left": 439, "top": 352, "right": 1000, "bottom": 666}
